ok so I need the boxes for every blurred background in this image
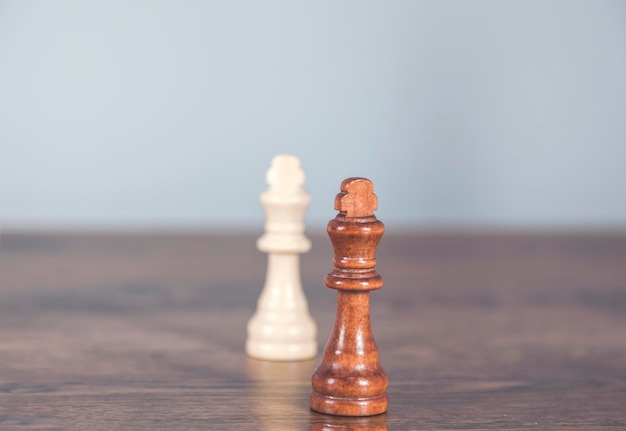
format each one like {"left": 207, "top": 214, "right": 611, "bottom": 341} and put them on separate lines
{"left": 1, "top": 0, "right": 624, "bottom": 231}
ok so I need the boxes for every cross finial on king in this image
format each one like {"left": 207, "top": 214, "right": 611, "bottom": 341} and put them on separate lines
{"left": 334, "top": 177, "right": 378, "bottom": 218}
{"left": 266, "top": 154, "right": 305, "bottom": 193}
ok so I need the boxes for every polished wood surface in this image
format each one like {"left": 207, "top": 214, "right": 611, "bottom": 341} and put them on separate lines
{"left": 1, "top": 231, "right": 625, "bottom": 430}
{"left": 312, "top": 178, "right": 388, "bottom": 416}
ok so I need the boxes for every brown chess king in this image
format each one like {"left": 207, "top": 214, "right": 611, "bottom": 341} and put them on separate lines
{"left": 311, "top": 177, "right": 388, "bottom": 416}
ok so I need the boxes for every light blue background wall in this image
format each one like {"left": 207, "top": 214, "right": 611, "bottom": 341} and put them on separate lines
{"left": 1, "top": 1, "right": 625, "bottom": 230}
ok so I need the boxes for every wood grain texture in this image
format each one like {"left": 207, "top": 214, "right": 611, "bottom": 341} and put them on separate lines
{"left": 1, "top": 231, "right": 625, "bottom": 430}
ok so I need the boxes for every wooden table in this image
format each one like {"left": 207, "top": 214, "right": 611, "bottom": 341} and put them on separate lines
{"left": 1, "top": 231, "right": 625, "bottom": 430}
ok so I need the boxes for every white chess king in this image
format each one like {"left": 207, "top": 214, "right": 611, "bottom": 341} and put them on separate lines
{"left": 246, "top": 155, "right": 317, "bottom": 361}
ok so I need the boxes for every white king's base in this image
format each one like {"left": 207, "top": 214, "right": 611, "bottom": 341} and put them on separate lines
{"left": 246, "top": 327, "right": 317, "bottom": 361}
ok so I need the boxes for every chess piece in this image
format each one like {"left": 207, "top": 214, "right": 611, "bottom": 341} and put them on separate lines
{"left": 311, "top": 177, "right": 388, "bottom": 416}
{"left": 246, "top": 155, "right": 317, "bottom": 361}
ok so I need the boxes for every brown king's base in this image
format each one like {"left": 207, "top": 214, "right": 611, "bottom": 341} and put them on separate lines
{"left": 310, "top": 391, "right": 388, "bottom": 417}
